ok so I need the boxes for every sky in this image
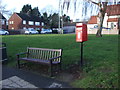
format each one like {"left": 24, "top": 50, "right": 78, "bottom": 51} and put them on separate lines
{"left": 2, "top": 0, "right": 59, "bottom": 13}
{"left": 2, "top": 0, "right": 97, "bottom": 21}
{"left": 2, "top": 0, "right": 120, "bottom": 21}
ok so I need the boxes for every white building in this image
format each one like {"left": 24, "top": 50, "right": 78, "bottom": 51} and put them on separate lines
{"left": 87, "top": 4, "right": 120, "bottom": 34}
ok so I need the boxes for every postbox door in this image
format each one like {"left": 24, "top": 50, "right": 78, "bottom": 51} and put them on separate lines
{"left": 76, "top": 27, "right": 83, "bottom": 42}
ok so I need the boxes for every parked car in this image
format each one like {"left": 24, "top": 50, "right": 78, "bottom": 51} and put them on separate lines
{"left": 0, "top": 29, "right": 9, "bottom": 35}
{"left": 24, "top": 29, "right": 39, "bottom": 34}
{"left": 41, "top": 29, "right": 52, "bottom": 34}
{"left": 90, "top": 25, "right": 111, "bottom": 30}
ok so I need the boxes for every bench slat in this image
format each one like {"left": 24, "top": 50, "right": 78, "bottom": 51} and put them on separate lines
{"left": 28, "top": 47, "right": 61, "bottom": 52}
{"left": 20, "top": 57, "right": 60, "bottom": 64}
{"left": 28, "top": 48, "right": 62, "bottom": 61}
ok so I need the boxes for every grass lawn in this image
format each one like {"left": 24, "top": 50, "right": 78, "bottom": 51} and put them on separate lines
{"left": 2, "top": 34, "right": 118, "bottom": 88}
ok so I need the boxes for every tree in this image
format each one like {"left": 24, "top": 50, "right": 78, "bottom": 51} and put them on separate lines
{"left": 63, "top": 14, "right": 71, "bottom": 22}
{"left": 20, "top": 4, "right": 32, "bottom": 14}
{"left": 62, "top": 0, "right": 118, "bottom": 37}
{"left": 0, "top": 0, "right": 13, "bottom": 19}
{"left": 31, "top": 7, "right": 41, "bottom": 16}
{"left": 20, "top": 4, "right": 40, "bottom": 17}
{"left": 88, "top": 0, "right": 108, "bottom": 37}
{"left": 50, "top": 13, "right": 59, "bottom": 28}
{"left": 41, "top": 12, "right": 49, "bottom": 27}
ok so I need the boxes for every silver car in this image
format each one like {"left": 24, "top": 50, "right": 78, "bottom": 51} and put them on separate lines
{"left": 41, "top": 29, "right": 52, "bottom": 34}
{"left": 0, "top": 29, "right": 9, "bottom": 35}
{"left": 24, "top": 29, "right": 39, "bottom": 34}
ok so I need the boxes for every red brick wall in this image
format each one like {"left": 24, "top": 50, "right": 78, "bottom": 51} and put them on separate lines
{"left": 8, "top": 13, "right": 22, "bottom": 30}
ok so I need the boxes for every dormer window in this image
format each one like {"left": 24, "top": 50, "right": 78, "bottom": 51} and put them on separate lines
{"left": 28, "top": 21, "right": 34, "bottom": 25}
{"left": 23, "top": 20, "right": 26, "bottom": 24}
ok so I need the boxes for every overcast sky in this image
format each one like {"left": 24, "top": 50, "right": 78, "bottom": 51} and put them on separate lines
{"left": 2, "top": 0, "right": 120, "bottom": 21}
{"left": 2, "top": 0, "right": 59, "bottom": 12}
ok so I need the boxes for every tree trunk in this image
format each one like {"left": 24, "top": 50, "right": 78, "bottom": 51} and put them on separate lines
{"left": 96, "top": 2, "right": 108, "bottom": 37}
{"left": 96, "top": 11, "right": 104, "bottom": 37}
{"left": 118, "top": 18, "right": 120, "bottom": 34}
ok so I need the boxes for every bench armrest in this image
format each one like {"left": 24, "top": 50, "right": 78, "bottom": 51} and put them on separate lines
{"left": 16, "top": 52, "right": 28, "bottom": 56}
{"left": 49, "top": 56, "right": 61, "bottom": 61}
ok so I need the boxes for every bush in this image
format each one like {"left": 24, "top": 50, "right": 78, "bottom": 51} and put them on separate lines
{"left": 52, "top": 30, "right": 58, "bottom": 34}
{"left": 8, "top": 30, "right": 21, "bottom": 35}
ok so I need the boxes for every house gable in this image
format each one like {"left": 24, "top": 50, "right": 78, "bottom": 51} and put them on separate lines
{"left": 8, "top": 13, "right": 23, "bottom": 30}
{"left": 0, "top": 13, "right": 7, "bottom": 29}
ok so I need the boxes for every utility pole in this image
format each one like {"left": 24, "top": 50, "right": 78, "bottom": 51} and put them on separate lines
{"left": 59, "top": 0, "right": 64, "bottom": 34}
{"left": 61, "top": 4, "right": 64, "bottom": 34}
{"left": 58, "top": 0, "right": 61, "bottom": 33}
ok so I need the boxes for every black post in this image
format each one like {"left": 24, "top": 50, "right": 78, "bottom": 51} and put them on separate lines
{"left": 80, "top": 42, "right": 83, "bottom": 67}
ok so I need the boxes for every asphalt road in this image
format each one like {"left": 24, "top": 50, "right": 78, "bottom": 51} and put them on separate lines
{"left": 2, "top": 66, "right": 71, "bottom": 88}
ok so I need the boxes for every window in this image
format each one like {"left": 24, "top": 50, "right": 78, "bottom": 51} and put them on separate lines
{"left": 23, "top": 27, "right": 27, "bottom": 29}
{"left": 23, "top": 20, "right": 26, "bottom": 24}
{"left": 9, "top": 21, "right": 11, "bottom": 24}
{"left": 28, "top": 21, "right": 34, "bottom": 25}
{"left": 42, "top": 22, "right": 44, "bottom": 26}
{"left": 11, "top": 27, "right": 14, "bottom": 30}
{"left": 35, "top": 22, "right": 40, "bottom": 26}
{"left": 9, "top": 21, "right": 14, "bottom": 24}
{"left": 2, "top": 20, "right": 5, "bottom": 25}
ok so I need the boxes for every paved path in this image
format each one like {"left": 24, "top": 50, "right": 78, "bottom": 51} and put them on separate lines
{"left": 1, "top": 66, "right": 71, "bottom": 88}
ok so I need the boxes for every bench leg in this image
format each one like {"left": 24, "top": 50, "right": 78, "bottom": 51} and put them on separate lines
{"left": 50, "top": 65, "right": 53, "bottom": 77}
{"left": 17, "top": 60, "right": 20, "bottom": 69}
{"left": 59, "top": 63, "right": 62, "bottom": 71}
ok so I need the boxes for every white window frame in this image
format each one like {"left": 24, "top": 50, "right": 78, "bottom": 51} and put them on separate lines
{"left": 28, "top": 21, "right": 34, "bottom": 25}
{"left": 9, "top": 21, "right": 14, "bottom": 24}
{"left": 35, "top": 22, "right": 40, "bottom": 26}
{"left": 9, "top": 21, "right": 11, "bottom": 24}
{"left": 23, "top": 20, "right": 26, "bottom": 24}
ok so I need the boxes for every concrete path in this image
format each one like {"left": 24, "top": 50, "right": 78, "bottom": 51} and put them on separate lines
{"left": 1, "top": 66, "right": 71, "bottom": 88}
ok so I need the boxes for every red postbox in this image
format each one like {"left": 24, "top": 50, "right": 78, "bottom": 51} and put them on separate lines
{"left": 76, "top": 23, "right": 88, "bottom": 42}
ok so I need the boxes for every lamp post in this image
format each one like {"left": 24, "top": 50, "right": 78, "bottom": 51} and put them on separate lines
{"left": 58, "top": 0, "right": 64, "bottom": 34}
{"left": 58, "top": 0, "right": 61, "bottom": 33}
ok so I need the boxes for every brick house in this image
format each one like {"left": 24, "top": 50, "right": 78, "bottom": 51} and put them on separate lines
{"left": 87, "top": 4, "right": 120, "bottom": 34}
{"left": 106, "top": 4, "right": 120, "bottom": 29}
{"left": 8, "top": 13, "right": 43, "bottom": 31}
{"left": 0, "top": 13, "right": 7, "bottom": 29}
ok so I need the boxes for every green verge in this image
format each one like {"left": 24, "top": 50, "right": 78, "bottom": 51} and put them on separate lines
{"left": 2, "top": 34, "right": 118, "bottom": 88}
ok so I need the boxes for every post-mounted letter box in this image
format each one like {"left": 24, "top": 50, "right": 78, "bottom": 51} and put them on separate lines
{"left": 76, "top": 23, "right": 88, "bottom": 42}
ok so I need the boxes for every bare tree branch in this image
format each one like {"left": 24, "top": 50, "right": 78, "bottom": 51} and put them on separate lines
{"left": 86, "top": 0, "right": 99, "bottom": 5}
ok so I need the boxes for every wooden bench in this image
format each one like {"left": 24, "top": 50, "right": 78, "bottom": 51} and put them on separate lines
{"left": 16, "top": 47, "right": 62, "bottom": 76}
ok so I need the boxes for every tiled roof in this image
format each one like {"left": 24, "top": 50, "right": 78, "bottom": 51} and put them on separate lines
{"left": 0, "top": 13, "right": 6, "bottom": 19}
{"left": 106, "top": 4, "right": 120, "bottom": 16}
{"left": 16, "top": 13, "right": 41, "bottom": 22}
{"left": 107, "top": 18, "right": 118, "bottom": 22}
{"left": 88, "top": 16, "right": 97, "bottom": 24}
